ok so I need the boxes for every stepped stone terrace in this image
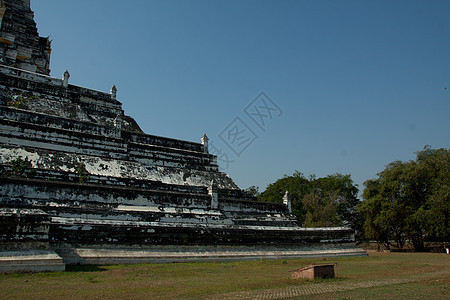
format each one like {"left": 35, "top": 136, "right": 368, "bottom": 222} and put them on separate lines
{"left": 0, "top": 0, "right": 365, "bottom": 272}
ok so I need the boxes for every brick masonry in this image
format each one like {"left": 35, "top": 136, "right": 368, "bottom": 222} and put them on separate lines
{"left": 290, "top": 264, "right": 336, "bottom": 280}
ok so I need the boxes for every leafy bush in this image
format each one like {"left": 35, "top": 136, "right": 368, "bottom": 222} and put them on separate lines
{"left": 77, "top": 162, "right": 90, "bottom": 183}
{"left": 6, "top": 156, "right": 35, "bottom": 177}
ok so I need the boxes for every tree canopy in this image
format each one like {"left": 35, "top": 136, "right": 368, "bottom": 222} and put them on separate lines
{"left": 358, "top": 146, "right": 449, "bottom": 250}
{"left": 258, "top": 171, "right": 359, "bottom": 227}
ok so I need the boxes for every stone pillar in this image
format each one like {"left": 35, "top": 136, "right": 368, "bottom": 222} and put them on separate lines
{"left": 201, "top": 133, "right": 209, "bottom": 153}
{"left": 110, "top": 85, "right": 117, "bottom": 100}
{"left": 62, "top": 70, "right": 70, "bottom": 88}
{"left": 208, "top": 179, "right": 218, "bottom": 209}
{"left": 283, "top": 191, "right": 292, "bottom": 213}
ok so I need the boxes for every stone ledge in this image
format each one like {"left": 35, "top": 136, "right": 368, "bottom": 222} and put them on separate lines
{"left": 0, "top": 250, "right": 65, "bottom": 272}
{"left": 0, "top": 65, "right": 119, "bottom": 105}
{"left": 54, "top": 244, "right": 366, "bottom": 265}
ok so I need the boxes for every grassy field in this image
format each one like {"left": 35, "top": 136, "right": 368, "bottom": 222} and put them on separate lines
{"left": 0, "top": 252, "right": 448, "bottom": 299}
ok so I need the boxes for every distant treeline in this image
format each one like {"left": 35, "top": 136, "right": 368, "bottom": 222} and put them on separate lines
{"left": 248, "top": 146, "right": 449, "bottom": 251}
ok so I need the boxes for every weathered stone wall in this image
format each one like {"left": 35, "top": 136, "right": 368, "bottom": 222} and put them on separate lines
{"left": 0, "top": 177, "right": 359, "bottom": 254}
{"left": 0, "top": 147, "right": 236, "bottom": 189}
{"left": 126, "top": 131, "right": 203, "bottom": 153}
{"left": 0, "top": 0, "right": 51, "bottom": 74}
{"left": 0, "top": 177, "right": 293, "bottom": 226}
{"left": 49, "top": 218, "right": 354, "bottom": 246}
{"left": 0, "top": 64, "right": 228, "bottom": 182}
{"left": 53, "top": 243, "right": 365, "bottom": 265}
{"left": 0, "top": 65, "right": 126, "bottom": 128}
{"left": 0, "top": 208, "right": 50, "bottom": 250}
{"left": 0, "top": 106, "right": 123, "bottom": 139}
{"left": 0, "top": 63, "right": 237, "bottom": 188}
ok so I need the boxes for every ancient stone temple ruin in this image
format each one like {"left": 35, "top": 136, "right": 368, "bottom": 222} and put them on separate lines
{"left": 0, "top": 0, "right": 50, "bottom": 74}
{"left": 0, "top": 0, "right": 365, "bottom": 272}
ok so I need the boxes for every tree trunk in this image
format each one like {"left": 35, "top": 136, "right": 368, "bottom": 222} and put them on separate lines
{"left": 410, "top": 234, "right": 425, "bottom": 251}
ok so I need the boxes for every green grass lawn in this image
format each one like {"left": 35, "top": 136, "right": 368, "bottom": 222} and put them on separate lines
{"left": 0, "top": 252, "right": 448, "bottom": 299}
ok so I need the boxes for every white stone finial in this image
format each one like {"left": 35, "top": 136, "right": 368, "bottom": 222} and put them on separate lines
{"left": 201, "top": 133, "right": 209, "bottom": 153}
{"left": 283, "top": 190, "right": 292, "bottom": 214}
{"left": 62, "top": 70, "right": 70, "bottom": 88}
{"left": 110, "top": 85, "right": 117, "bottom": 100}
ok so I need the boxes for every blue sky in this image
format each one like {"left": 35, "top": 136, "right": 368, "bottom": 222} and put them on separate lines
{"left": 31, "top": 0, "right": 450, "bottom": 195}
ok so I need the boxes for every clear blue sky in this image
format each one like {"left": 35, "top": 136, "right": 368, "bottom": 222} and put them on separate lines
{"left": 31, "top": 0, "right": 450, "bottom": 195}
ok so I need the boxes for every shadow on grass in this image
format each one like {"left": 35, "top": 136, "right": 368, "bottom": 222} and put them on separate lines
{"left": 65, "top": 264, "right": 108, "bottom": 273}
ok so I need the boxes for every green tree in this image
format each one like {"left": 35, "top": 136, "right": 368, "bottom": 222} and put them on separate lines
{"left": 303, "top": 189, "right": 340, "bottom": 227}
{"left": 358, "top": 146, "right": 449, "bottom": 250}
{"left": 244, "top": 186, "right": 260, "bottom": 197}
{"left": 414, "top": 147, "right": 450, "bottom": 246}
{"left": 358, "top": 181, "right": 392, "bottom": 250}
{"left": 314, "top": 174, "right": 359, "bottom": 227}
{"left": 258, "top": 171, "right": 359, "bottom": 227}
{"left": 258, "top": 171, "right": 311, "bottom": 224}
{"left": 359, "top": 174, "right": 408, "bottom": 250}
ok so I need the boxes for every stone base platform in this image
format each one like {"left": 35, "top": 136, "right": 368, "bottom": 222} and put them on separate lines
{"left": 54, "top": 244, "right": 367, "bottom": 265}
{"left": 0, "top": 250, "right": 65, "bottom": 273}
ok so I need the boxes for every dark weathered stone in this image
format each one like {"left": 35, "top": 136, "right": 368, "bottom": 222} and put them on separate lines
{"left": 0, "top": 0, "right": 51, "bottom": 74}
{"left": 0, "top": 0, "right": 366, "bottom": 270}
{"left": 0, "top": 208, "right": 50, "bottom": 248}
